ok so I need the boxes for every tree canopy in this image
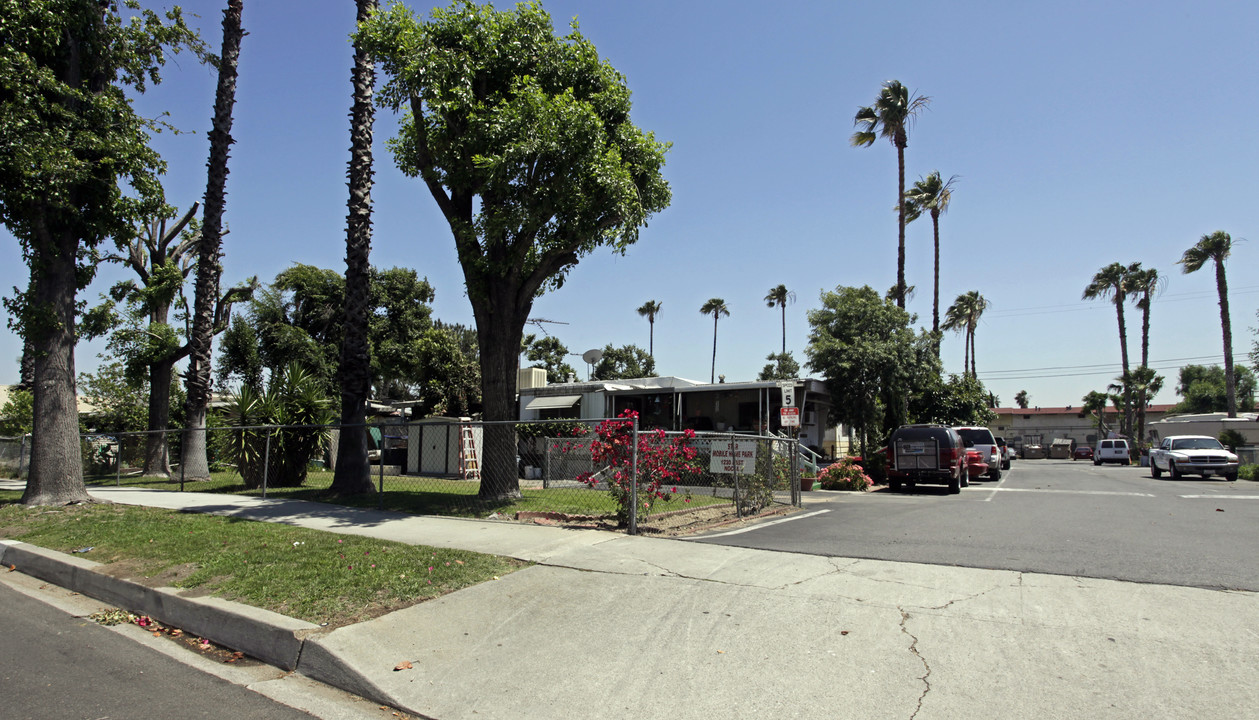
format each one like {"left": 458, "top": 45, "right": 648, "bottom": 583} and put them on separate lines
{"left": 592, "top": 344, "right": 655, "bottom": 380}
{"left": 1172, "top": 364, "right": 1255, "bottom": 414}
{"left": 806, "top": 285, "right": 938, "bottom": 455}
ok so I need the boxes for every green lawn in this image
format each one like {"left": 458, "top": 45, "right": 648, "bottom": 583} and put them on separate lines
{"left": 0, "top": 491, "right": 525, "bottom": 627}
{"left": 83, "top": 468, "right": 729, "bottom": 518}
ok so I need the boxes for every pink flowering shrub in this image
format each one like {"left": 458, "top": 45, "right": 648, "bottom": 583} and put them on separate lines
{"left": 817, "top": 457, "right": 873, "bottom": 491}
{"left": 577, "top": 410, "right": 702, "bottom": 527}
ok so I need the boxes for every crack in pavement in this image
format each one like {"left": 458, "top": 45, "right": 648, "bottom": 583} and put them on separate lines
{"left": 899, "top": 608, "right": 931, "bottom": 720}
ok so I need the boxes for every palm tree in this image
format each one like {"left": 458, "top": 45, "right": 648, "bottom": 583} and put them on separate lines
{"left": 332, "top": 0, "right": 380, "bottom": 495}
{"left": 1180, "top": 231, "right": 1237, "bottom": 417}
{"left": 942, "top": 291, "right": 987, "bottom": 378}
{"left": 851, "top": 80, "right": 930, "bottom": 310}
{"left": 763, "top": 284, "right": 795, "bottom": 355}
{"left": 1126, "top": 264, "right": 1162, "bottom": 446}
{"left": 637, "top": 300, "right": 662, "bottom": 357}
{"left": 904, "top": 171, "right": 958, "bottom": 345}
{"left": 184, "top": 0, "right": 245, "bottom": 482}
{"left": 699, "top": 298, "right": 730, "bottom": 384}
{"left": 1014, "top": 390, "right": 1029, "bottom": 409}
{"left": 1083, "top": 262, "right": 1134, "bottom": 436}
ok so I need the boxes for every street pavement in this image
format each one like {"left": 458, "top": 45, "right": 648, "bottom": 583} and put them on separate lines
{"left": 2, "top": 480, "right": 1257, "bottom": 719}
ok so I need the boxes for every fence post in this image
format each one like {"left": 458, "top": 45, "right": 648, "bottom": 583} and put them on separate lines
{"left": 18, "top": 434, "right": 27, "bottom": 480}
{"left": 378, "top": 424, "right": 385, "bottom": 510}
{"left": 791, "top": 437, "right": 800, "bottom": 507}
{"left": 629, "top": 417, "right": 639, "bottom": 536}
{"left": 179, "top": 428, "right": 187, "bottom": 492}
{"left": 731, "top": 435, "right": 742, "bottom": 518}
{"left": 262, "top": 427, "right": 272, "bottom": 499}
{"left": 115, "top": 435, "right": 122, "bottom": 487}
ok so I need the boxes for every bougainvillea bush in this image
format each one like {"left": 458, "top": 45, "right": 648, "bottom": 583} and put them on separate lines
{"left": 577, "top": 410, "right": 702, "bottom": 527}
{"left": 816, "top": 457, "right": 873, "bottom": 492}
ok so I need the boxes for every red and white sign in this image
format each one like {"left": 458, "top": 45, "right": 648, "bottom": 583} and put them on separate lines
{"left": 780, "top": 407, "right": 800, "bottom": 427}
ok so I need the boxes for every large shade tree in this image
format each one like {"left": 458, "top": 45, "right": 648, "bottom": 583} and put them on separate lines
{"left": 332, "top": 0, "right": 381, "bottom": 495}
{"left": 806, "top": 285, "right": 936, "bottom": 456}
{"left": 764, "top": 284, "right": 795, "bottom": 355}
{"left": 1083, "top": 262, "right": 1136, "bottom": 436}
{"left": 851, "top": 80, "right": 930, "bottom": 310}
{"left": 700, "top": 298, "right": 730, "bottom": 383}
{"left": 359, "top": 1, "right": 670, "bottom": 501}
{"left": 0, "top": 0, "right": 202, "bottom": 504}
{"left": 1180, "top": 231, "right": 1237, "bottom": 417}
{"left": 184, "top": 0, "right": 245, "bottom": 482}
{"left": 904, "top": 171, "right": 957, "bottom": 344}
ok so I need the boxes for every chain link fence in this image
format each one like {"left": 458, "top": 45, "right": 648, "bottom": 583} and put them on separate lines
{"left": 0, "top": 435, "right": 29, "bottom": 479}
{"left": 8, "top": 418, "right": 802, "bottom": 535}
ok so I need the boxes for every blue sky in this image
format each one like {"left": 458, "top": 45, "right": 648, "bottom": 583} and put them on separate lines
{"left": 3, "top": 0, "right": 1258, "bottom": 408}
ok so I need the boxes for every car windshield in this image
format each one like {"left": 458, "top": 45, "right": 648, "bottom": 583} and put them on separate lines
{"left": 1171, "top": 438, "right": 1224, "bottom": 451}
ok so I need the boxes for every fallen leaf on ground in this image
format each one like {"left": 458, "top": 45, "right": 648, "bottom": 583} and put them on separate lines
{"left": 226, "top": 652, "right": 244, "bottom": 663}
{"left": 394, "top": 661, "right": 414, "bottom": 671}
{"left": 7, "top": 564, "right": 14, "bottom": 572}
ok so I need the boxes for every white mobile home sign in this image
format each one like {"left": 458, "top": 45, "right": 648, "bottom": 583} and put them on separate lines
{"left": 710, "top": 440, "right": 757, "bottom": 474}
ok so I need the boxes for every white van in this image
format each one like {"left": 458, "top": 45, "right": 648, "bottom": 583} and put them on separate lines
{"left": 1094, "top": 438, "right": 1130, "bottom": 465}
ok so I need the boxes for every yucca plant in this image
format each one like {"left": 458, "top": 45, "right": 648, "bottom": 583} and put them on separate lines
{"left": 221, "top": 364, "right": 333, "bottom": 488}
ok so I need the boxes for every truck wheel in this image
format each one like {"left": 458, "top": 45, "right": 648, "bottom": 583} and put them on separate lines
{"left": 1169, "top": 461, "right": 1181, "bottom": 480}
{"left": 1002, "top": 460, "right": 1011, "bottom": 470}
{"left": 1093, "top": 458, "right": 1101, "bottom": 466}
{"left": 949, "top": 473, "right": 961, "bottom": 494}
{"left": 890, "top": 480, "right": 902, "bottom": 492}
{"left": 988, "top": 468, "right": 1001, "bottom": 481}
{"left": 1224, "top": 473, "right": 1238, "bottom": 482}
{"left": 961, "top": 468, "right": 970, "bottom": 487}
{"left": 1150, "top": 463, "right": 1162, "bottom": 478}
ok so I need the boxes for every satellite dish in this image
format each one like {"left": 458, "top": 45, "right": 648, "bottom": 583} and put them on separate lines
{"left": 582, "top": 348, "right": 603, "bottom": 365}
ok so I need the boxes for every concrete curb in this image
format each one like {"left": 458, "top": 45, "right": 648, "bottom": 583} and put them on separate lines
{"left": 0, "top": 539, "right": 317, "bottom": 672}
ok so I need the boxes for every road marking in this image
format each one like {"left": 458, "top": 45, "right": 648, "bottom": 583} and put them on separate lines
{"left": 984, "top": 466, "right": 1011, "bottom": 501}
{"left": 690, "top": 509, "right": 832, "bottom": 538}
{"left": 1179, "top": 495, "right": 1259, "bottom": 500}
{"left": 987, "top": 488, "right": 1156, "bottom": 498}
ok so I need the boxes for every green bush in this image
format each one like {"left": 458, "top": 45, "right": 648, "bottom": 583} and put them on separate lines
{"left": 1239, "top": 464, "right": 1257, "bottom": 481}
{"left": 1219, "top": 429, "right": 1247, "bottom": 451}
{"left": 817, "top": 457, "right": 873, "bottom": 491}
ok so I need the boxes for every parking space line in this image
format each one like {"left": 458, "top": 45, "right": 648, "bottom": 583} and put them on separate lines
{"left": 988, "top": 488, "right": 1156, "bottom": 497}
{"left": 1179, "top": 495, "right": 1259, "bottom": 500}
{"left": 983, "top": 467, "right": 1011, "bottom": 502}
{"left": 689, "top": 509, "right": 831, "bottom": 538}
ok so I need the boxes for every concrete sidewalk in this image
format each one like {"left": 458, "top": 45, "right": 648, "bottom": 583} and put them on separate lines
{"left": 4, "top": 483, "right": 1258, "bottom": 719}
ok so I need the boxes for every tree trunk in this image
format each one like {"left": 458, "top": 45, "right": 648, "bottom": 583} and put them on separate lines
{"left": 141, "top": 356, "right": 175, "bottom": 477}
{"left": 710, "top": 314, "right": 718, "bottom": 383}
{"left": 931, "top": 210, "right": 940, "bottom": 352}
{"left": 780, "top": 305, "right": 786, "bottom": 355}
{"left": 1115, "top": 301, "right": 1131, "bottom": 436}
{"left": 648, "top": 319, "right": 654, "bottom": 358}
{"left": 1216, "top": 260, "right": 1235, "bottom": 418}
{"left": 184, "top": 0, "right": 243, "bottom": 482}
{"left": 475, "top": 301, "right": 527, "bottom": 502}
{"left": 22, "top": 230, "right": 91, "bottom": 506}
{"left": 895, "top": 142, "right": 907, "bottom": 310}
{"left": 331, "top": 0, "right": 379, "bottom": 495}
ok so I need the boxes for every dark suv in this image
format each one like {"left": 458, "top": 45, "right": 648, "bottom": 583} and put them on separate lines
{"left": 885, "top": 424, "right": 968, "bottom": 494}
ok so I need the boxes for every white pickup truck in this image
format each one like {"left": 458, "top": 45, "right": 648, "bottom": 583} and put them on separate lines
{"left": 1149, "top": 435, "right": 1239, "bottom": 481}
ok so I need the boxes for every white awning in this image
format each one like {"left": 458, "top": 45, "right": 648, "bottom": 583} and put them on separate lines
{"left": 524, "top": 394, "right": 582, "bottom": 410}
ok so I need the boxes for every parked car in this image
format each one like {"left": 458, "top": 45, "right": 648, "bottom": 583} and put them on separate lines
{"left": 1149, "top": 435, "right": 1239, "bottom": 481}
{"left": 965, "top": 449, "right": 989, "bottom": 478}
{"left": 885, "top": 424, "right": 969, "bottom": 494}
{"left": 1072, "top": 446, "right": 1094, "bottom": 461}
{"left": 953, "top": 426, "right": 1001, "bottom": 480}
{"left": 1094, "top": 438, "right": 1131, "bottom": 465}
{"left": 994, "top": 436, "right": 1013, "bottom": 470}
